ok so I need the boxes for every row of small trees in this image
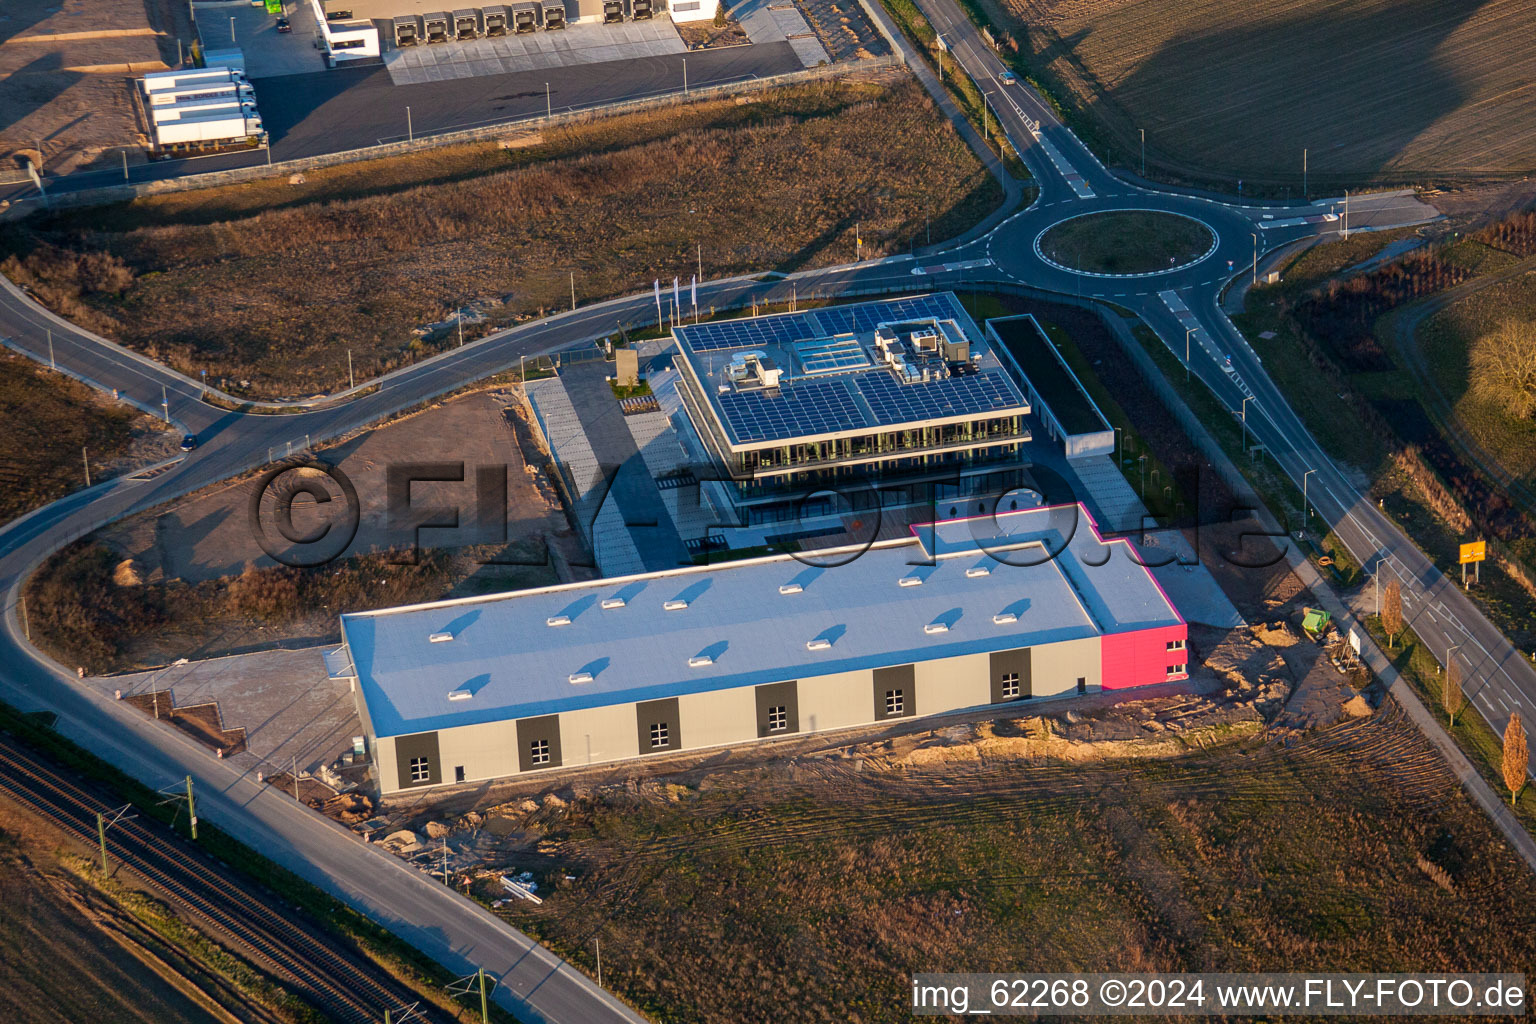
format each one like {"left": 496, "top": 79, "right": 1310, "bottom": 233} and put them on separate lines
{"left": 1379, "top": 579, "right": 1528, "bottom": 804}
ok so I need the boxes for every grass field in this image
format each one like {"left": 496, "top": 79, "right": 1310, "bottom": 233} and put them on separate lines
{"left": 0, "top": 351, "right": 156, "bottom": 525}
{"left": 494, "top": 711, "right": 1536, "bottom": 1023}
{"left": 1040, "top": 211, "right": 1211, "bottom": 274}
{"left": 986, "top": 0, "right": 1536, "bottom": 189}
{"left": 1237, "top": 232, "right": 1536, "bottom": 652}
{"left": 1418, "top": 269, "right": 1536, "bottom": 487}
{"left": 0, "top": 78, "right": 999, "bottom": 400}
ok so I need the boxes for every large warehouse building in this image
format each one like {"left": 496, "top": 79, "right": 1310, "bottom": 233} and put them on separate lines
{"left": 332, "top": 504, "right": 1188, "bottom": 794}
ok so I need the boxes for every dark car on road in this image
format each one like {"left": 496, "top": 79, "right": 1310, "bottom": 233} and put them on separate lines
{"left": 276, "top": 16, "right": 292, "bottom": 31}
{"left": 180, "top": 434, "right": 198, "bottom": 451}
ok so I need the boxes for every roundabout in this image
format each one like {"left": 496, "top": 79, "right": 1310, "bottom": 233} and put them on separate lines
{"left": 1035, "top": 210, "right": 1218, "bottom": 277}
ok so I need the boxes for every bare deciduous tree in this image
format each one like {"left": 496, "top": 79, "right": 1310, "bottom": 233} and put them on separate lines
{"left": 1470, "top": 319, "right": 1536, "bottom": 420}
{"left": 1443, "top": 657, "right": 1467, "bottom": 728}
{"left": 1381, "top": 580, "right": 1404, "bottom": 649}
{"left": 1504, "top": 712, "right": 1529, "bottom": 805}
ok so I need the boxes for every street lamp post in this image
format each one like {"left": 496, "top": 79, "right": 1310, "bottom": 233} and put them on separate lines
{"left": 1251, "top": 233, "right": 1258, "bottom": 285}
{"left": 1184, "top": 327, "right": 1193, "bottom": 382}
{"left": 1241, "top": 396, "right": 1252, "bottom": 452}
{"left": 1303, "top": 147, "right": 1308, "bottom": 199}
{"left": 1303, "top": 468, "right": 1318, "bottom": 523}
{"left": 1444, "top": 643, "right": 1462, "bottom": 677}
{"left": 406, "top": 106, "right": 412, "bottom": 142}
{"left": 1139, "top": 128, "right": 1145, "bottom": 177}
{"left": 682, "top": 57, "right": 688, "bottom": 96}
{"left": 230, "top": 15, "right": 236, "bottom": 43}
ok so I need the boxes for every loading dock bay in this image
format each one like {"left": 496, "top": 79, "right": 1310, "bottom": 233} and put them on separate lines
{"left": 383, "top": 17, "right": 685, "bottom": 83}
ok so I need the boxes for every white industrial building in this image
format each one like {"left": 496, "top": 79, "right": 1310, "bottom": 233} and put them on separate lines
{"left": 331, "top": 504, "right": 1188, "bottom": 795}
{"left": 309, "top": 0, "right": 383, "bottom": 63}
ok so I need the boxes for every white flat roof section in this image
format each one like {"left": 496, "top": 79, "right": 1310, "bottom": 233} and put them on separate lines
{"left": 342, "top": 504, "right": 1183, "bottom": 738}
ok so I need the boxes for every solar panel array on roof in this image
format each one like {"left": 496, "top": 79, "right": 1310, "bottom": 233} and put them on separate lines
{"left": 854, "top": 368, "right": 1021, "bottom": 426}
{"left": 811, "top": 294, "right": 961, "bottom": 336}
{"left": 716, "top": 377, "right": 865, "bottom": 442}
{"left": 796, "top": 335, "right": 872, "bottom": 375}
{"left": 682, "top": 312, "right": 821, "bottom": 352}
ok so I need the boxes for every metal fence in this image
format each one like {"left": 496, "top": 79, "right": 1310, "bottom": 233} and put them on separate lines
{"left": 267, "top": 434, "right": 312, "bottom": 464}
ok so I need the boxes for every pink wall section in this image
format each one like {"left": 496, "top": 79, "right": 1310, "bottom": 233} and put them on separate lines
{"left": 1100, "top": 624, "right": 1190, "bottom": 690}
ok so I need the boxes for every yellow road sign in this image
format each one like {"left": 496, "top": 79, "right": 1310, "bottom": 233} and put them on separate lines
{"left": 1460, "top": 540, "right": 1486, "bottom": 564}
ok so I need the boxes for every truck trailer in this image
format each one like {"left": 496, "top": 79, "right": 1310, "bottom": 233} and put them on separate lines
{"left": 630, "top": 0, "right": 653, "bottom": 20}
{"left": 153, "top": 111, "right": 264, "bottom": 149}
{"left": 151, "top": 99, "right": 258, "bottom": 122}
{"left": 542, "top": 0, "right": 564, "bottom": 28}
{"left": 482, "top": 4, "right": 509, "bottom": 34}
{"left": 142, "top": 67, "right": 247, "bottom": 94}
{"left": 147, "top": 82, "right": 255, "bottom": 106}
{"left": 602, "top": 0, "right": 623, "bottom": 22}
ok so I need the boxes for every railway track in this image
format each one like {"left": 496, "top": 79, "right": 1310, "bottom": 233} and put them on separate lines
{"left": 0, "top": 733, "right": 441, "bottom": 1024}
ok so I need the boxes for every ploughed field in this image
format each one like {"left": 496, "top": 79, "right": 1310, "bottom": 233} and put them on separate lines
{"left": 499, "top": 707, "right": 1536, "bottom": 1024}
{"left": 999, "top": 0, "right": 1536, "bottom": 187}
{"left": 0, "top": 77, "right": 999, "bottom": 400}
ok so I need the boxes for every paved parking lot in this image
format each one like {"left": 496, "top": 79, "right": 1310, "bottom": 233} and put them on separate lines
{"left": 253, "top": 39, "right": 801, "bottom": 155}
{"left": 385, "top": 19, "right": 685, "bottom": 84}
{"left": 99, "top": 647, "right": 361, "bottom": 778}
{"left": 195, "top": 0, "right": 327, "bottom": 78}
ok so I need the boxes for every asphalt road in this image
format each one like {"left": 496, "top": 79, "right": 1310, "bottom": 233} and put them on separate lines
{"left": 897, "top": 0, "right": 1536, "bottom": 771}
{"left": 0, "top": 3, "right": 1532, "bottom": 1021}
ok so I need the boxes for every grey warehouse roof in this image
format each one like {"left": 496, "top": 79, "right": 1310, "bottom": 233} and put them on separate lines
{"left": 673, "top": 292, "right": 1030, "bottom": 448}
{"left": 342, "top": 504, "right": 1183, "bottom": 738}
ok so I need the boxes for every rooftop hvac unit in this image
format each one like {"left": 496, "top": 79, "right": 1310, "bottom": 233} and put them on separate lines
{"left": 429, "top": 631, "right": 454, "bottom": 643}
{"left": 965, "top": 566, "right": 991, "bottom": 578}
{"left": 511, "top": 0, "right": 539, "bottom": 31}
{"left": 568, "top": 671, "right": 594, "bottom": 684}
{"left": 546, "top": 614, "right": 571, "bottom": 626}
{"left": 602, "top": 0, "right": 623, "bottom": 21}
{"left": 923, "top": 622, "right": 949, "bottom": 634}
{"left": 663, "top": 599, "right": 688, "bottom": 611}
{"left": 898, "top": 575, "right": 923, "bottom": 587}
{"left": 393, "top": 14, "right": 422, "bottom": 44}
{"left": 600, "top": 596, "right": 626, "bottom": 609}
{"left": 630, "top": 0, "right": 653, "bottom": 18}
{"left": 447, "top": 689, "right": 473, "bottom": 700}
{"left": 687, "top": 654, "right": 714, "bottom": 667}
{"left": 806, "top": 638, "right": 831, "bottom": 651}
{"left": 778, "top": 583, "right": 803, "bottom": 595}
{"left": 542, "top": 1, "right": 565, "bottom": 29}
{"left": 993, "top": 612, "right": 1018, "bottom": 625}
{"left": 453, "top": 8, "right": 481, "bottom": 37}
{"left": 482, "top": 4, "right": 509, "bottom": 33}
{"left": 423, "top": 11, "right": 451, "bottom": 41}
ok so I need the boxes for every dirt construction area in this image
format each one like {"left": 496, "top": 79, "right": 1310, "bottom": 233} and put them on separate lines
{"left": 101, "top": 387, "right": 567, "bottom": 584}
{"left": 0, "top": 0, "right": 191, "bottom": 177}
